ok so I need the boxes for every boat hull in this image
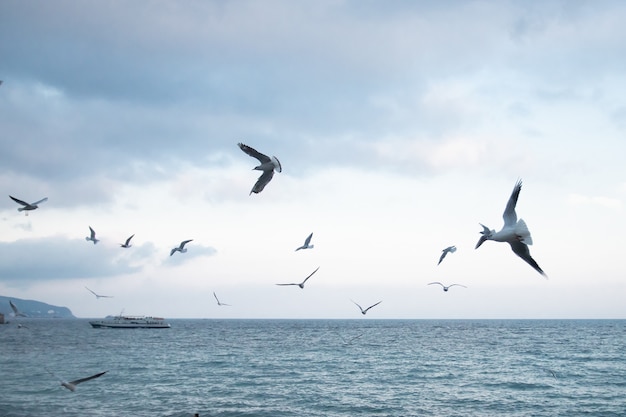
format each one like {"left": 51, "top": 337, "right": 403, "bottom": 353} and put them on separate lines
{"left": 89, "top": 315, "right": 171, "bottom": 329}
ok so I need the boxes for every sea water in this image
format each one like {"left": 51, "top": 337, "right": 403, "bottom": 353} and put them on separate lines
{"left": 0, "top": 319, "right": 624, "bottom": 417}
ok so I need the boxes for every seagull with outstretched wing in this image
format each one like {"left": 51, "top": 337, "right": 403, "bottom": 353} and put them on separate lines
{"left": 85, "top": 226, "right": 99, "bottom": 244}
{"left": 120, "top": 234, "right": 134, "bottom": 248}
{"left": 85, "top": 286, "right": 113, "bottom": 299}
{"left": 438, "top": 245, "right": 457, "bottom": 265}
{"left": 276, "top": 267, "right": 320, "bottom": 289}
{"left": 46, "top": 368, "right": 107, "bottom": 392}
{"left": 213, "top": 292, "right": 231, "bottom": 306}
{"left": 351, "top": 300, "right": 382, "bottom": 315}
{"left": 428, "top": 282, "right": 467, "bottom": 292}
{"left": 295, "top": 233, "right": 314, "bottom": 251}
{"left": 170, "top": 239, "right": 193, "bottom": 256}
{"left": 238, "top": 143, "right": 282, "bottom": 194}
{"left": 9, "top": 195, "right": 48, "bottom": 215}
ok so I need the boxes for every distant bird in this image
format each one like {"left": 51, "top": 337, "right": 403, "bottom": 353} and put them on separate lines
{"left": 475, "top": 180, "right": 546, "bottom": 277}
{"left": 170, "top": 239, "right": 193, "bottom": 256}
{"left": 213, "top": 292, "right": 231, "bottom": 306}
{"left": 438, "top": 245, "right": 457, "bottom": 265}
{"left": 9, "top": 195, "right": 48, "bottom": 216}
{"left": 295, "top": 233, "right": 314, "bottom": 251}
{"left": 351, "top": 300, "right": 382, "bottom": 315}
{"left": 85, "top": 226, "right": 99, "bottom": 244}
{"left": 9, "top": 300, "right": 27, "bottom": 317}
{"left": 120, "top": 234, "right": 134, "bottom": 248}
{"left": 276, "top": 266, "right": 320, "bottom": 289}
{"left": 428, "top": 282, "right": 467, "bottom": 292}
{"left": 238, "top": 142, "right": 282, "bottom": 194}
{"left": 338, "top": 332, "right": 364, "bottom": 345}
{"left": 85, "top": 286, "right": 113, "bottom": 299}
{"left": 46, "top": 368, "right": 107, "bottom": 392}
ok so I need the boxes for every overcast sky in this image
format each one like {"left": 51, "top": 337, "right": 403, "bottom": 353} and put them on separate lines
{"left": 1, "top": 0, "right": 625, "bottom": 319}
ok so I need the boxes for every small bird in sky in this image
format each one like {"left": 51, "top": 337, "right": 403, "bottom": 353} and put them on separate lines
{"left": 9, "top": 195, "right": 48, "bottom": 216}
{"left": 213, "top": 292, "right": 231, "bottom": 306}
{"left": 475, "top": 179, "right": 547, "bottom": 277}
{"left": 351, "top": 300, "right": 382, "bottom": 315}
{"left": 9, "top": 300, "right": 27, "bottom": 317}
{"left": 276, "top": 266, "right": 320, "bottom": 289}
{"left": 120, "top": 234, "right": 135, "bottom": 248}
{"left": 238, "top": 142, "right": 282, "bottom": 194}
{"left": 46, "top": 368, "right": 107, "bottom": 392}
{"left": 170, "top": 239, "right": 193, "bottom": 256}
{"left": 295, "top": 233, "right": 314, "bottom": 251}
{"left": 85, "top": 226, "right": 99, "bottom": 244}
{"left": 428, "top": 282, "right": 467, "bottom": 292}
{"left": 438, "top": 245, "right": 457, "bottom": 265}
{"left": 85, "top": 287, "right": 113, "bottom": 299}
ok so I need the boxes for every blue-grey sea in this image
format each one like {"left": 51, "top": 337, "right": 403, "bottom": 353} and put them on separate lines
{"left": 1, "top": 319, "right": 625, "bottom": 417}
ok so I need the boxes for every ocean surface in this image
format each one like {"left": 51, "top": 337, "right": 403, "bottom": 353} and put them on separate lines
{"left": 0, "top": 319, "right": 624, "bottom": 417}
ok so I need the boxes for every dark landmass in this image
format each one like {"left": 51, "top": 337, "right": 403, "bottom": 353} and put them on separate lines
{"left": 0, "top": 295, "right": 75, "bottom": 318}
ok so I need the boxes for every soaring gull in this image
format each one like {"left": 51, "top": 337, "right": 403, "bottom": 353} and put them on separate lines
{"left": 170, "top": 239, "right": 193, "bottom": 256}
{"left": 237, "top": 143, "right": 282, "bottom": 194}
{"left": 9, "top": 195, "right": 48, "bottom": 216}
{"left": 428, "top": 282, "right": 467, "bottom": 292}
{"left": 85, "top": 226, "right": 99, "bottom": 244}
{"left": 120, "top": 234, "right": 135, "bottom": 248}
{"left": 85, "top": 286, "right": 113, "bottom": 299}
{"left": 475, "top": 180, "right": 547, "bottom": 277}
{"left": 46, "top": 368, "right": 107, "bottom": 392}
{"left": 213, "top": 292, "right": 231, "bottom": 306}
{"left": 276, "top": 266, "right": 320, "bottom": 289}
{"left": 9, "top": 300, "right": 27, "bottom": 317}
{"left": 351, "top": 300, "right": 382, "bottom": 315}
{"left": 438, "top": 245, "right": 457, "bottom": 265}
{"left": 295, "top": 233, "right": 314, "bottom": 251}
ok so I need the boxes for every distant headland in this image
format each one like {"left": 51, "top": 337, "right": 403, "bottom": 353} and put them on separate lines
{"left": 0, "top": 295, "right": 75, "bottom": 319}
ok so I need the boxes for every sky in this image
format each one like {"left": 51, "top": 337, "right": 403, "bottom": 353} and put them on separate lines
{"left": 1, "top": 0, "right": 625, "bottom": 319}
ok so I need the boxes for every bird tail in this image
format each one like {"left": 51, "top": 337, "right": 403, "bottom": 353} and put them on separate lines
{"left": 515, "top": 219, "right": 533, "bottom": 245}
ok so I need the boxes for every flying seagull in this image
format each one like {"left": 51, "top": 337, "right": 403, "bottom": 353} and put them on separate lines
{"left": 170, "top": 239, "right": 193, "bottom": 256}
{"left": 276, "top": 266, "right": 320, "bottom": 289}
{"left": 85, "top": 226, "right": 99, "bottom": 244}
{"left": 428, "top": 282, "right": 467, "bottom": 292}
{"left": 213, "top": 292, "right": 231, "bottom": 306}
{"left": 9, "top": 195, "right": 48, "bottom": 216}
{"left": 46, "top": 368, "right": 107, "bottom": 392}
{"left": 120, "top": 234, "right": 135, "bottom": 248}
{"left": 351, "top": 300, "right": 382, "bottom": 315}
{"left": 475, "top": 180, "right": 547, "bottom": 277}
{"left": 85, "top": 286, "right": 113, "bottom": 299}
{"left": 295, "top": 233, "right": 314, "bottom": 251}
{"left": 9, "top": 300, "right": 27, "bottom": 317}
{"left": 438, "top": 245, "right": 457, "bottom": 265}
{"left": 237, "top": 142, "right": 282, "bottom": 194}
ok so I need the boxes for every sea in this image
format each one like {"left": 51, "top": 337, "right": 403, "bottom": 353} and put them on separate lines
{"left": 0, "top": 319, "right": 624, "bottom": 417}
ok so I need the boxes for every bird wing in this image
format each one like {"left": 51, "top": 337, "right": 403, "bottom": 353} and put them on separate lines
{"left": 85, "top": 287, "right": 98, "bottom": 296}
{"left": 503, "top": 180, "right": 522, "bottom": 227}
{"left": 364, "top": 301, "right": 382, "bottom": 312}
{"left": 449, "top": 284, "right": 467, "bottom": 289}
{"left": 437, "top": 252, "right": 447, "bottom": 265}
{"left": 32, "top": 197, "right": 48, "bottom": 205}
{"left": 276, "top": 283, "right": 298, "bottom": 286}
{"left": 251, "top": 170, "right": 274, "bottom": 194}
{"left": 301, "top": 266, "right": 320, "bottom": 284}
{"left": 9, "top": 300, "right": 19, "bottom": 314}
{"left": 179, "top": 239, "right": 193, "bottom": 249}
{"left": 509, "top": 241, "right": 546, "bottom": 277}
{"left": 89, "top": 226, "right": 96, "bottom": 239}
{"left": 428, "top": 282, "right": 444, "bottom": 287}
{"left": 304, "top": 233, "right": 313, "bottom": 246}
{"left": 9, "top": 196, "right": 28, "bottom": 206}
{"left": 238, "top": 143, "right": 271, "bottom": 164}
{"left": 351, "top": 300, "right": 364, "bottom": 313}
{"left": 125, "top": 234, "right": 134, "bottom": 245}
{"left": 169, "top": 248, "right": 177, "bottom": 256}
{"left": 69, "top": 371, "right": 107, "bottom": 386}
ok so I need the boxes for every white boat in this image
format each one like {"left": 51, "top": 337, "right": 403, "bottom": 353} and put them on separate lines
{"left": 89, "top": 315, "right": 171, "bottom": 329}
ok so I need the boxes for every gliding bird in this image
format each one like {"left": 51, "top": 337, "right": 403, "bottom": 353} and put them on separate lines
{"left": 213, "top": 292, "right": 231, "bottom": 306}
{"left": 475, "top": 180, "right": 547, "bottom": 277}
{"left": 9, "top": 300, "right": 27, "bottom": 317}
{"left": 85, "top": 226, "right": 99, "bottom": 244}
{"left": 120, "top": 234, "right": 134, "bottom": 248}
{"left": 351, "top": 300, "right": 382, "bottom": 315}
{"left": 46, "top": 368, "right": 107, "bottom": 392}
{"left": 276, "top": 266, "right": 320, "bottom": 289}
{"left": 438, "top": 245, "right": 457, "bottom": 265}
{"left": 295, "top": 233, "right": 314, "bottom": 251}
{"left": 428, "top": 282, "right": 467, "bottom": 292}
{"left": 9, "top": 195, "right": 48, "bottom": 215}
{"left": 85, "top": 287, "right": 113, "bottom": 299}
{"left": 170, "top": 239, "right": 193, "bottom": 256}
{"left": 238, "top": 143, "right": 282, "bottom": 194}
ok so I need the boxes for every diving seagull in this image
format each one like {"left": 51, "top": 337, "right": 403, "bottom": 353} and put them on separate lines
{"left": 9, "top": 195, "right": 48, "bottom": 216}
{"left": 276, "top": 266, "right": 320, "bottom": 289}
{"left": 85, "top": 286, "right": 113, "bottom": 299}
{"left": 85, "top": 226, "right": 99, "bottom": 244}
{"left": 213, "top": 292, "right": 231, "bottom": 306}
{"left": 475, "top": 180, "right": 547, "bottom": 277}
{"left": 351, "top": 300, "right": 382, "bottom": 315}
{"left": 237, "top": 142, "right": 282, "bottom": 194}
{"left": 170, "top": 239, "right": 193, "bottom": 256}
{"left": 428, "top": 282, "right": 467, "bottom": 292}
{"left": 120, "top": 234, "right": 135, "bottom": 248}
{"left": 9, "top": 300, "right": 27, "bottom": 317}
{"left": 295, "top": 233, "right": 314, "bottom": 251}
{"left": 46, "top": 368, "right": 107, "bottom": 392}
{"left": 438, "top": 245, "right": 457, "bottom": 265}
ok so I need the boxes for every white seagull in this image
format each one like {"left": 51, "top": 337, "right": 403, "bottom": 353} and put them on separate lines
{"left": 46, "top": 368, "right": 107, "bottom": 392}
{"left": 9, "top": 195, "right": 48, "bottom": 216}
{"left": 428, "top": 282, "right": 467, "bottom": 292}
{"left": 170, "top": 239, "right": 193, "bottom": 256}
{"left": 213, "top": 292, "right": 231, "bottom": 306}
{"left": 238, "top": 142, "right": 282, "bottom": 194}
{"left": 295, "top": 233, "right": 314, "bottom": 251}
{"left": 276, "top": 266, "right": 320, "bottom": 289}
{"left": 9, "top": 300, "right": 27, "bottom": 317}
{"left": 351, "top": 300, "right": 382, "bottom": 315}
{"left": 475, "top": 179, "right": 547, "bottom": 277}
{"left": 438, "top": 245, "right": 457, "bottom": 265}
{"left": 85, "top": 286, "right": 113, "bottom": 299}
{"left": 120, "top": 234, "right": 134, "bottom": 248}
{"left": 85, "top": 226, "right": 99, "bottom": 244}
